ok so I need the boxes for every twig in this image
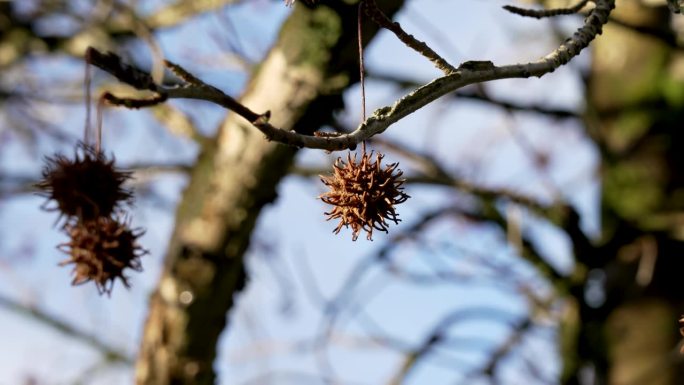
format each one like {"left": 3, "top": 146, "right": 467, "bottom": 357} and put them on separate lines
{"left": 607, "top": 15, "right": 679, "bottom": 49}
{"left": 362, "top": 0, "right": 456, "bottom": 74}
{"left": 503, "top": 0, "right": 591, "bottom": 19}
{"left": 164, "top": 59, "right": 204, "bottom": 86}
{"left": 0, "top": 293, "right": 133, "bottom": 363}
{"left": 368, "top": 72, "right": 580, "bottom": 119}
{"left": 358, "top": 2, "right": 367, "bottom": 121}
{"left": 388, "top": 307, "right": 521, "bottom": 384}
{"left": 86, "top": 0, "right": 614, "bottom": 152}
{"left": 86, "top": 48, "right": 159, "bottom": 92}
{"left": 83, "top": 58, "right": 92, "bottom": 144}
{"left": 102, "top": 91, "right": 168, "bottom": 109}
{"left": 479, "top": 318, "right": 534, "bottom": 378}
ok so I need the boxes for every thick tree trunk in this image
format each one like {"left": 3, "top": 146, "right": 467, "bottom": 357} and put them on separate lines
{"left": 134, "top": 2, "right": 405, "bottom": 384}
{"left": 563, "top": 1, "right": 684, "bottom": 384}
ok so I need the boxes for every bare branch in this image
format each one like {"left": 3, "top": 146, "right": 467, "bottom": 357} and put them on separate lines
{"left": 608, "top": 15, "right": 680, "bottom": 49}
{"left": 0, "top": 294, "right": 133, "bottom": 364}
{"left": 503, "top": 0, "right": 591, "bottom": 19}
{"left": 85, "top": 0, "right": 613, "bottom": 152}
{"left": 362, "top": 0, "right": 456, "bottom": 74}
{"left": 388, "top": 307, "right": 522, "bottom": 384}
{"left": 368, "top": 72, "right": 580, "bottom": 119}
{"left": 86, "top": 49, "right": 159, "bottom": 93}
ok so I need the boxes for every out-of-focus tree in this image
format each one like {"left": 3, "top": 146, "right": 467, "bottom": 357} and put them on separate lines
{"left": 564, "top": 2, "right": 684, "bottom": 384}
{"left": 1, "top": 1, "right": 684, "bottom": 385}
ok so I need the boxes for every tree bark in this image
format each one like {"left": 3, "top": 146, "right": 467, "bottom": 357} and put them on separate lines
{"left": 134, "top": 2, "right": 405, "bottom": 384}
{"left": 563, "top": 2, "right": 684, "bottom": 384}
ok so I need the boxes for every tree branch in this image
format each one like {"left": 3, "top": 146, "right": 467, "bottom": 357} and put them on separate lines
{"left": 503, "top": 0, "right": 591, "bottom": 19}
{"left": 0, "top": 294, "right": 132, "bottom": 364}
{"left": 368, "top": 72, "right": 580, "bottom": 119}
{"left": 88, "top": 0, "right": 613, "bottom": 151}
{"left": 362, "top": 0, "right": 456, "bottom": 74}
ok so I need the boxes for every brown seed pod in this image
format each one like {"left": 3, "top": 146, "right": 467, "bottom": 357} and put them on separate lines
{"left": 36, "top": 143, "right": 132, "bottom": 221}
{"left": 59, "top": 217, "right": 146, "bottom": 295}
{"left": 319, "top": 151, "right": 409, "bottom": 241}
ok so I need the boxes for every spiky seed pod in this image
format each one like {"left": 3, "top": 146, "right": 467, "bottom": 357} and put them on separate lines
{"left": 58, "top": 217, "right": 146, "bottom": 295}
{"left": 319, "top": 151, "right": 409, "bottom": 241}
{"left": 36, "top": 143, "right": 132, "bottom": 221}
